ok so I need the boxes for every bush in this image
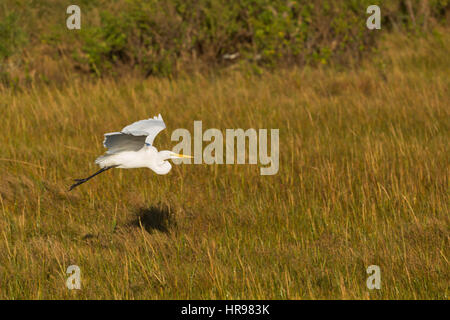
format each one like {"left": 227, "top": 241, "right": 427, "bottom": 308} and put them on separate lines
{"left": 75, "top": 0, "right": 384, "bottom": 76}
{"left": 0, "top": 0, "right": 448, "bottom": 82}
{"left": 0, "top": 12, "right": 27, "bottom": 59}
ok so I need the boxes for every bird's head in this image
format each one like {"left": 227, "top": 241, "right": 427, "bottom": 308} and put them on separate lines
{"left": 151, "top": 150, "right": 192, "bottom": 175}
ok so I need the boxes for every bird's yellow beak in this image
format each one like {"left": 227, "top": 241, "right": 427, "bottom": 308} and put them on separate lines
{"left": 171, "top": 153, "right": 193, "bottom": 159}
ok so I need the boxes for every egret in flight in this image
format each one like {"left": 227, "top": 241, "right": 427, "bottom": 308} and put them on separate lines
{"left": 69, "top": 114, "right": 191, "bottom": 191}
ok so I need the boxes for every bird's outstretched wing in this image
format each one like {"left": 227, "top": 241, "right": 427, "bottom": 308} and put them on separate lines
{"left": 102, "top": 114, "right": 166, "bottom": 154}
{"left": 103, "top": 133, "right": 147, "bottom": 154}
{"left": 121, "top": 114, "right": 166, "bottom": 146}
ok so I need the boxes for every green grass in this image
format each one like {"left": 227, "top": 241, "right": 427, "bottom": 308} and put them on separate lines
{"left": 0, "top": 31, "right": 448, "bottom": 299}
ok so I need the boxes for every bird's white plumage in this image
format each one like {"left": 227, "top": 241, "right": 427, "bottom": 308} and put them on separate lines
{"left": 102, "top": 114, "right": 166, "bottom": 154}
{"left": 70, "top": 114, "right": 191, "bottom": 191}
{"left": 121, "top": 114, "right": 166, "bottom": 146}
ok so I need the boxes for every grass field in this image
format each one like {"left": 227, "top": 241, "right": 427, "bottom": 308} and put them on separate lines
{"left": 0, "top": 30, "right": 448, "bottom": 299}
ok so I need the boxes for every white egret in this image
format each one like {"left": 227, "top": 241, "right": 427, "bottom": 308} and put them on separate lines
{"left": 69, "top": 114, "right": 191, "bottom": 191}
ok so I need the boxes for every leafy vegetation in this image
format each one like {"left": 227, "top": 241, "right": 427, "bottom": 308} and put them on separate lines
{"left": 0, "top": 12, "right": 27, "bottom": 59}
{"left": 0, "top": 0, "right": 448, "bottom": 84}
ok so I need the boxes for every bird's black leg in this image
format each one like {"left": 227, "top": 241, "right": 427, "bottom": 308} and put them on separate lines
{"left": 69, "top": 166, "right": 117, "bottom": 191}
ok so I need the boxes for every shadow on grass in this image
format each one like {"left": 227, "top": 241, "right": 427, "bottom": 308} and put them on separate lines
{"left": 131, "top": 205, "right": 175, "bottom": 234}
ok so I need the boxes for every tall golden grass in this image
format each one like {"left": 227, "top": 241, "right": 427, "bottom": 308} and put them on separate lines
{"left": 0, "top": 30, "right": 448, "bottom": 299}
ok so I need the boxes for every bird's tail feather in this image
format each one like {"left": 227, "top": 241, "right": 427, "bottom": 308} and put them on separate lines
{"left": 95, "top": 154, "right": 114, "bottom": 168}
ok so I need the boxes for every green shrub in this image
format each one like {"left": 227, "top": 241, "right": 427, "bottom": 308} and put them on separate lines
{"left": 75, "top": 0, "right": 384, "bottom": 76}
{"left": 1, "top": 0, "right": 448, "bottom": 81}
{"left": 0, "top": 12, "right": 27, "bottom": 59}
